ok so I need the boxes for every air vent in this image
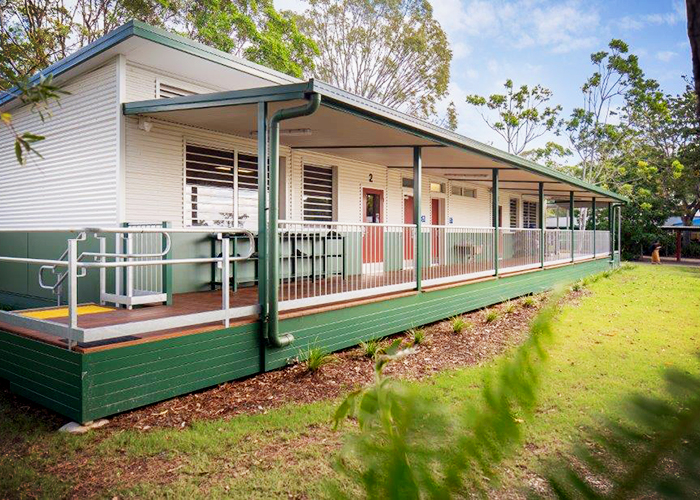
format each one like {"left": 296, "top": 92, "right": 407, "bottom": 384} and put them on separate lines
{"left": 158, "top": 82, "right": 197, "bottom": 99}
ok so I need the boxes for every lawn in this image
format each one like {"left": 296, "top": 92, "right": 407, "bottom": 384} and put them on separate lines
{"left": 1, "top": 264, "right": 699, "bottom": 498}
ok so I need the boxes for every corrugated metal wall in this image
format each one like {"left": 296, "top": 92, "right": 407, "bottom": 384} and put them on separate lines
{"left": 0, "top": 60, "right": 119, "bottom": 228}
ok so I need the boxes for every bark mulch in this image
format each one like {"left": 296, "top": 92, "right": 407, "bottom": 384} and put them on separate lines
{"left": 107, "top": 293, "right": 552, "bottom": 431}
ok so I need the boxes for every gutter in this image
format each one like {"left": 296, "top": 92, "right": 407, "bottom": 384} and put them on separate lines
{"left": 267, "top": 93, "right": 322, "bottom": 348}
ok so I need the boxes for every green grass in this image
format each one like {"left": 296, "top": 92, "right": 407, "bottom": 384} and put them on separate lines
{"left": 450, "top": 315, "right": 466, "bottom": 333}
{"left": 1, "top": 264, "right": 699, "bottom": 498}
{"left": 359, "top": 338, "right": 382, "bottom": 358}
{"left": 484, "top": 309, "right": 499, "bottom": 323}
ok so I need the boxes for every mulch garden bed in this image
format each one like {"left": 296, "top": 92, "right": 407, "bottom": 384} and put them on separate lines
{"left": 107, "top": 292, "right": 556, "bottom": 430}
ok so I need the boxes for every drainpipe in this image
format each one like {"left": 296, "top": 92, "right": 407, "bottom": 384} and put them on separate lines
{"left": 268, "top": 93, "right": 321, "bottom": 348}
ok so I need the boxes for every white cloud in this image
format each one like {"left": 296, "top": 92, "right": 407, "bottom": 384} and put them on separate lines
{"left": 452, "top": 42, "right": 472, "bottom": 60}
{"left": 656, "top": 50, "right": 677, "bottom": 62}
{"left": 431, "top": 0, "right": 600, "bottom": 54}
{"left": 617, "top": 0, "right": 686, "bottom": 31}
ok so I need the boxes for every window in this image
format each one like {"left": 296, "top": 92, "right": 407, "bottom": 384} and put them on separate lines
{"left": 185, "top": 144, "right": 235, "bottom": 226}
{"left": 236, "top": 153, "right": 259, "bottom": 230}
{"left": 451, "top": 185, "right": 476, "bottom": 198}
{"left": 303, "top": 164, "right": 335, "bottom": 221}
{"left": 402, "top": 177, "right": 414, "bottom": 189}
{"left": 158, "top": 82, "right": 198, "bottom": 99}
{"left": 430, "top": 182, "right": 445, "bottom": 193}
{"left": 509, "top": 198, "right": 518, "bottom": 228}
{"left": 523, "top": 201, "right": 538, "bottom": 228}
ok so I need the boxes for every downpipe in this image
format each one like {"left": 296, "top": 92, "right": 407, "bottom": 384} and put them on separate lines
{"left": 268, "top": 93, "right": 321, "bottom": 348}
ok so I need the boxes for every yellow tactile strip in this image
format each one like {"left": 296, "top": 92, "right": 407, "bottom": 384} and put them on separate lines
{"left": 21, "top": 305, "right": 114, "bottom": 320}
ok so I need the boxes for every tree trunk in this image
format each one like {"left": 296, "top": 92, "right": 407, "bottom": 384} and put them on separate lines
{"left": 688, "top": 0, "right": 700, "bottom": 119}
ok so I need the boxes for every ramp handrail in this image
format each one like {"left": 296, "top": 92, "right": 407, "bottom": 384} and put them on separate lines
{"left": 0, "top": 227, "right": 255, "bottom": 348}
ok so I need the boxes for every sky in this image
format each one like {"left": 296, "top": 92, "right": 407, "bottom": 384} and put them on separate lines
{"left": 273, "top": 0, "right": 692, "bottom": 151}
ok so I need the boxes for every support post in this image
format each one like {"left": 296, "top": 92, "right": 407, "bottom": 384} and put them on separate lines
{"left": 257, "top": 101, "right": 268, "bottom": 345}
{"left": 609, "top": 202, "right": 614, "bottom": 260}
{"left": 539, "top": 182, "right": 545, "bottom": 268}
{"left": 162, "top": 221, "right": 173, "bottom": 306}
{"left": 413, "top": 147, "right": 422, "bottom": 291}
{"left": 220, "top": 234, "right": 230, "bottom": 328}
{"left": 617, "top": 204, "right": 622, "bottom": 262}
{"left": 592, "top": 198, "right": 596, "bottom": 258}
{"left": 676, "top": 229, "right": 682, "bottom": 262}
{"left": 493, "top": 169, "right": 499, "bottom": 276}
{"left": 570, "top": 191, "right": 575, "bottom": 262}
{"left": 67, "top": 238, "right": 78, "bottom": 350}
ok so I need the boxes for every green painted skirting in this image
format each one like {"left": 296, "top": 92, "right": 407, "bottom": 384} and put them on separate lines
{"left": 0, "top": 258, "right": 613, "bottom": 422}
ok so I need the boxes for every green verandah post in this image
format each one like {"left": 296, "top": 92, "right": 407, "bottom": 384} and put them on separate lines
{"left": 493, "top": 169, "right": 499, "bottom": 276}
{"left": 609, "top": 202, "right": 614, "bottom": 261}
{"left": 539, "top": 182, "right": 545, "bottom": 268}
{"left": 570, "top": 191, "right": 575, "bottom": 263}
{"left": 617, "top": 204, "right": 622, "bottom": 262}
{"left": 257, "top": 101, "right": 268, "bottom": 366}
{"left": 592, "top": 197, "right": 596, "bottom": 258}
{"left": 413, "top": 146, "right": 422, "bottom": 292}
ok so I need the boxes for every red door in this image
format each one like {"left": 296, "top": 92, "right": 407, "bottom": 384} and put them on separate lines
{"left": 403, "top": 196, "right": 414, "bottom": 261}
{"left": 363, "top": 188, "right": 384, "bottom": 264}
{"left": 431, "top": 198, "right": 441, "bottom": 262}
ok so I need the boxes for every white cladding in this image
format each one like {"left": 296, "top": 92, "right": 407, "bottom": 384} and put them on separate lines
{"left": 0, "top": 60, "right": 119, "bottom": 227}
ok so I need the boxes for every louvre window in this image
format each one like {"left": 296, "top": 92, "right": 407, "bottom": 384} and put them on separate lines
{"left": 430, "top": 182, "right": 445, "bottom": 193}
{"left": 402, "top": 177, "right": 414, "bottom": 189}
{"left": 303, "top": 164, "right": 335, "bottom": 221}
{"left": 523, "top": 201, "right": 538, "bottom": 228}
{"left": 158, "top": 82, "right": 197, "bottom": 99}
{"left": 185, "top": 144, "right": 235, "bottom": 227}
{"left": 510, "top": 198, "right": 518, "bottom": 228}
{"left": 236, "top": 153, "right": 259, "bottom": 230}
{"left": 451, "top": 185, "right": 476, "bottom": 198}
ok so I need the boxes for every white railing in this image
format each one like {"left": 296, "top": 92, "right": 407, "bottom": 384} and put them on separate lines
{"left": 499, "top": 228, "right": 540, "bottom": 272}
{"left": 544, "top": 229, "right": 572, "bottom": 264}
{"left": 422, "top": 226, "right": 495, "bottom": 285}
{"left": 277, "top": 221, "right": 416, "bottom": 309}
{"left": 596, "top": 230, "right": 611, "bottom": 255}
{"left": 574, "top": 230, "right": 595, "bottom": 260}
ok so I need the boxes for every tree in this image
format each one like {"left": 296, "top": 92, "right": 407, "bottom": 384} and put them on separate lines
{"left": 465, "top": 79, "right": 563, "bottom": 156}
{"left": 0, "top": 0, "right": 316, "bottom": 89}
{"left": 687, "top": 0, "right": 700, "bottom": 118}
{"left": 293, "top": 0, "right": 451, "bottom": 119}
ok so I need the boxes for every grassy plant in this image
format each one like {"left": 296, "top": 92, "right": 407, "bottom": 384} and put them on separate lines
{"left": 484, "top": 309, "right": 499, "bottom": 323}
{"left": 451, "top": 316, "right": 466, "bottom": 334}
{"left": 571, "top": 280, "right": 583, "bottom": 292}
{"left": 409, "top": 328, "right": 426, "bottom": 345}
{"left": 522, "top": 296, "right": 536, "bottom": 308}
{"left": 359, "top": 339, "right": 382, "bottom": 359}
{"left": 503, "top": 300, "right": 516, "bottom": 314}
{"left": 300, "top": 345, "right": 335, "bottom": 372}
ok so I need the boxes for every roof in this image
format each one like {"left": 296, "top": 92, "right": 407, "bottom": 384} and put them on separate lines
{"left": 124, "top": 79, "right": 629, "bottom": 203}
{"left": 4, "top": 20, "right": 627, "bottom": 203}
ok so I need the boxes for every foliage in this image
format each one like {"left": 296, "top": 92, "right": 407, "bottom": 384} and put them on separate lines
{"left": 1, "top": 73, "right": 66, "bottom": 164}
{"left": 300, "top": 345, "right": 336, "bottom": 372}
{"left": 484, "top": 309, "right": 499, "bottom": 323}
{"left": 408, "top": 328, "right": 425, "bottom": 346}
{"left": 450, "top": 315, "right": 466, "bottom": 334}
{"left": 545, "top": 356, "right": 700, "bottom": 499}
{"left": 293, "top": 0, "right": 451, "bottom": 119}
{"left": 466, "top": 79, "right": 563, "bottom": 155}
{"left": 359, "top": 338, "right": 383, "bottom": 359}
{"left": 331, "top": 295, "right": 560, "bottom": 498}
{"left": 0, "top": 0, "right": 316, "bottom": 88}
{"left": 522, "top": 296, "right": 536, "bottom": 308}
{"left": 502, "top": 300, "right": 516, "bottom": 314}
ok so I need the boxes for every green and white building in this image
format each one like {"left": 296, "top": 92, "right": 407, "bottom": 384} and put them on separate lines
{"left": 0, "top": 21, "right": 625, "bottom": 423}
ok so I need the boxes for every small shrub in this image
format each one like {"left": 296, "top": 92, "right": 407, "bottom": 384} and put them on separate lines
{"left": 602, "top": 270, "right": 613, "bottom": 279}
{"left": 571, "top": 280, "right": 583, "bottom": 292}
{"left": 359, "top": 339, "right": 382, "bottom": 359}
{"left": 484, "top": 309, "right": 499, "bottom": 323}
{"left": 502, "top": 300, "right": 516, "bottom": 314}
{"left": 451, "top": 316, "right": 466, "bottom": 334}
{"left": 522, "top": 296, "right": 536, "bottom": 308}
{"left": 409, "top": 328, "right": 426, "bottom": 345}
{"left": 301, "top": 346, "right": 335, "bottom": 372}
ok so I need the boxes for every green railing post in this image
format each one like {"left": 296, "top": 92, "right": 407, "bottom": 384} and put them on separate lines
{"left": 570, "top": 191, "right": 575, "bottom": 263}
{"left": 413, "top": 146, "right": 422, "bottom": 292}
{"left": 162, "top": 221, "right": 173, "bottom": 306}
{"left": 257, "top": 101, "right": 268, "bottom": 357}
{"left": 493, "top": 169, "right": 499, "bottom": 276}
{"left": 539, "top": 182, "right": 545, "bottom": 268}
{"left": 592, "top": 197, "right": 596, "bottom": 258}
